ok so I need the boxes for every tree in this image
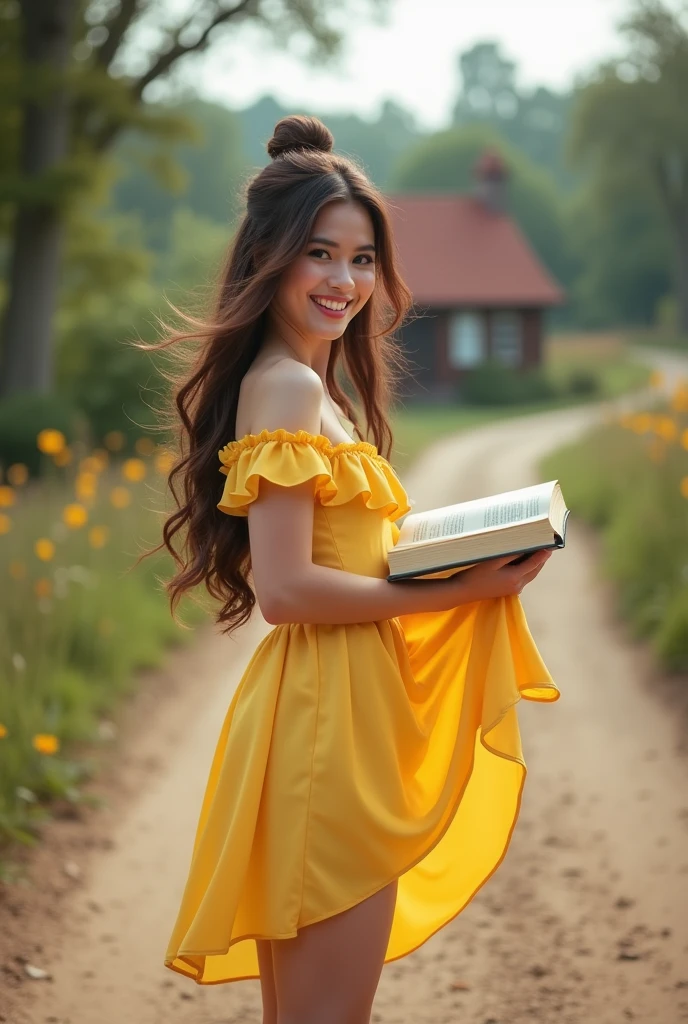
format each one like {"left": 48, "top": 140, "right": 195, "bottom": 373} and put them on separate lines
{"left": 388, "top": 123, "right": 574, "bottom": 291}
{"left": 452, "top": 41, "right": 576, "bottom": 193}
{"left": 235, "top": 95, "right": 422, "bottom": 187}
{"left": 0, "top": 0, "right": 386, "bottom": 398}
{"left": 565, "top": 170, "right": 671, "bottom": 327}
{"left": 568, "top": 0, "right": 688, "bottom": 335}
{"left": 110, "top": 98, "right": 247, "bottom": 251}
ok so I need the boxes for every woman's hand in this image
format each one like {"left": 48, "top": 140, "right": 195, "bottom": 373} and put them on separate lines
{"left": 447, "top": 549, "right": 553, "bottom": 604}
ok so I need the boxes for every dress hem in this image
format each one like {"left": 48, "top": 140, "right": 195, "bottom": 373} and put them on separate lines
{"left": 164, "top": 677, "right": 558, "bottom": 986}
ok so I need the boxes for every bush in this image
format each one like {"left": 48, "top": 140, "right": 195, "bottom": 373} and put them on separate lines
{"left": 0, "top": 392, "right": 89, "bottom": 477}
{"left": 458, "top": 362, "right": 559, "bottom": 406}
{"left": 540, "top": 412, "right": 688, "bottom": 672}
{"left": 564, "top": 369, "right": 599, "bottom": 397}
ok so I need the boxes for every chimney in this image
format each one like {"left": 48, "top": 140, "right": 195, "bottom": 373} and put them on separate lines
{"left": 474, "top": 149, "right": 509, "bottom": 214}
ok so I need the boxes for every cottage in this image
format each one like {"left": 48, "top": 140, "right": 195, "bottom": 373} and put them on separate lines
{"left": 388, "top": 151, "right": 566, "bottom": 397}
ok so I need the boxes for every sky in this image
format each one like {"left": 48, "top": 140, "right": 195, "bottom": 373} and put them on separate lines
{"left": 184, "top": 0, "right": 632, "bottom": 130}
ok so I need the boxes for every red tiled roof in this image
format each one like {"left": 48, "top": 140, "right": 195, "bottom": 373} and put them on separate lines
{"left": 387, "top": 194, "right": 565, "bottom": 307}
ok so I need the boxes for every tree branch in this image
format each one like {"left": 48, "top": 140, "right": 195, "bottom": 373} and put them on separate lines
{"left": 93, "top": 0, "right": 144, "bottom": 72}
{"left": 132, "top": 0, "right": 257, "bottom": 100}
{"left": 652, "top": 153, "right": 686, "bottom": 228}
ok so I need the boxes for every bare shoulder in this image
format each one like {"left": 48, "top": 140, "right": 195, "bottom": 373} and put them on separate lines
{"left": 237, "top": 357, "right": 323, "bottom": 437}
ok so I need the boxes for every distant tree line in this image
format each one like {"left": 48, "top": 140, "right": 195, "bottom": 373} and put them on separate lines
{"left": 0, "top": 0, "right": 685, "bottom": 442}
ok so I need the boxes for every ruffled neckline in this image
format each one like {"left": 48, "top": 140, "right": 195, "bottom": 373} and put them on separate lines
{"left": 218, "top": 428, "right": 387, "bottom": 468}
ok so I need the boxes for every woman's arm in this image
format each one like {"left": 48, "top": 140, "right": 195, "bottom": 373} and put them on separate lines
{"left": 244, "top": 363, "right": 550, "bottom": 626}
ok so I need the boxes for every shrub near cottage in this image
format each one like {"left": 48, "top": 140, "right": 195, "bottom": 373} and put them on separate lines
{"left": 540, "top": 374, "right": 688, "bottom": 671}
{"left": 0, "top": 431, "right": 208, "bottom": 851}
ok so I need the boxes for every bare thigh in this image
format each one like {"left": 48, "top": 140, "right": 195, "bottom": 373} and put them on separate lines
{"left": 270, "top": 878, "right": 398, "bottom": 1024}
{"left": 256, "top": 938, "right": 278, "bottom": 1024}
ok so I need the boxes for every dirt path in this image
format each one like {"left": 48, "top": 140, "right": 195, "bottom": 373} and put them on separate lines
{"left": 3, "top": 350, "right": 688, "bottom": 1024}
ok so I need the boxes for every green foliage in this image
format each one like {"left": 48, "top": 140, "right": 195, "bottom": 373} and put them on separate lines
{"left": 55, "top": 207, "right": 227, "bottom": 445}
{"left": 540, "top": 411, "right": 688, "bottom": 671}
{"left": 0, "top": 452, "right": 209, "bottom": 849}
{"left": 452, "top": 42, "right": 577, "bottom": 193}
{"left": 0, "top": 392, "right": 88, "bottom": 475}
{"left": 56, "top": 275, "right": 165, "bottom": 445}
{"left": 389, "top": 123, "right": 574, "bottom": 290}
{"left": 565, "top": 1, "right": 688, "bottom": 331}
{"left": 458, "top": 363, "right": 560, "bottom": 406}
{"left": 235, "top": 95, "right": 423, "bottom": 188}
{"left": 111, "top": 100, "right": 247, "bottom": 250}
{"left": 565, "top": 173, "right": 671, "bottom": 327}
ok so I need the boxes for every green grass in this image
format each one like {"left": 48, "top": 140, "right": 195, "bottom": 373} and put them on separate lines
{"left": 391, "top": 339, "right": 651, "bottom": 473}
{"left": 540, "top": 400, "right": 688, "bottom": 672}
{"left": 626, "top": 328, "right": 688, "bottom": 352}
{"left": 0, "top": 447, "right": 208, "bottom": 851}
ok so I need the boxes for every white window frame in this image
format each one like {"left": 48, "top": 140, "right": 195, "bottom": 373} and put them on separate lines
{"left": 492, "top": 311, "right": 523, "bottom": 367}
{"left": 448, "top": 312, "right": 485, "bottom": 369}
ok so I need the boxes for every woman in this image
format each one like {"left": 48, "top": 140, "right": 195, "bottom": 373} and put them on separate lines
{"left": 156, "top": 115, "right": 559, "bottom": 1023}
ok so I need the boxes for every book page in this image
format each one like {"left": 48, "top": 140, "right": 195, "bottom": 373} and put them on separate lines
{"left": 404, "top": 481, "right": 554, "bottom": 545}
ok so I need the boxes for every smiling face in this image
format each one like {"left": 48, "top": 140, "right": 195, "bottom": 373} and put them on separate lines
{"left": 270, "top": 199, "right": 377, "bottom": 342}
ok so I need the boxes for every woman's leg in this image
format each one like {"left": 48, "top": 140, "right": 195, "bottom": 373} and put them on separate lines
{"left": 256, "top": 938, "right": 278, "bottom": 1024}
{"left": 271, "top": 878, "right": 398, "bottom": 1024}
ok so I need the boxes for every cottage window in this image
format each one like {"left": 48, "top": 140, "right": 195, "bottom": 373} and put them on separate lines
{"left": 448, "top": 312, "right": 485, "bottom": 368}
{"left": 492, "top": 312, "right": 522, "bottom": 366}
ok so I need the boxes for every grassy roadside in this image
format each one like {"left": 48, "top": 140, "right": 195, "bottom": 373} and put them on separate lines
{"left": 540, "top": 380, "right": 688, "bottom": 673}
{"left": 624, "top": 328, "right": 688, "bottom": 353}
{"left": 0, "top": 332, "right": 652, "bottom": 860}
{"left": 0, "top": 436, "right": 207, "bottom": 857}
{"left": 391, "top": 333, "right": 650, "bottom": 473}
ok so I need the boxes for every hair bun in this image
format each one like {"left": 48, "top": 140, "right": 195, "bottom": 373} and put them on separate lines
{"left": 267, "top": 115, "right": 334, "bottom": 160}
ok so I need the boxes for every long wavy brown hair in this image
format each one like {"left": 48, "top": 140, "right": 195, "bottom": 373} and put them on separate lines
{"left": 141, "top": 114, "right": 413, "bottom": 636}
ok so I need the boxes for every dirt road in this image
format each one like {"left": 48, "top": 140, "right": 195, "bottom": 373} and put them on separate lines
{"left": 3, "top": 350, "right": 688, "bottom": 1024}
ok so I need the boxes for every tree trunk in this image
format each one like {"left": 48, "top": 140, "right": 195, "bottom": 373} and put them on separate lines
{"left": 0, "top": 0, "right": 75, "bottom": 398}
{"left": 675, "top": 212, "right": 688, "bottom": 338}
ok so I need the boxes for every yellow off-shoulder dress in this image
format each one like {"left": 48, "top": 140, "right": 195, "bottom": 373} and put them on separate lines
{"left": 164, "top": 429, "right": 559, "bottom": 985}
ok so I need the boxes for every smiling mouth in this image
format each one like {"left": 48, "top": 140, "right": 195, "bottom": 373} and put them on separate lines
{"left": 311, "top": 296, "right": 352, "bottom": 309}
{"left": 310, "top": 296, "right": 353, "bottom": 318}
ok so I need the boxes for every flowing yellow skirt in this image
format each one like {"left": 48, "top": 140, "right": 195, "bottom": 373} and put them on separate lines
{"left": 164, "top": 592, "right": 559, "bottom": 984}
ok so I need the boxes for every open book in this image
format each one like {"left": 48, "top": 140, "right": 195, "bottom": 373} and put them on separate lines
{"left": 387, "top": 480, "right": 569, "bottom": 582}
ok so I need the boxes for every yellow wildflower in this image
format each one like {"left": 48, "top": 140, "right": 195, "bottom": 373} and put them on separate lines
{"left": 655, "top": 416, "right": 677, "bottom": 443}
{"left": 135, "top": 437, "right": 156, "bottom": 457}
{"left": 110, "top": 486, "right": 131, "bottom": 509}
{"left": 88, "top": 525, "right": 110, "bottom": 549}
{"left": 79, "top": 455, "right": 102, "bottom": 474}
{"left": 630, "top": 412, "right": 652, "bottom": 434}
{"left": 154, "top": 450, "right": 175, "bottom": 475}
{"left": 34, "top": 578, "right": 53, "bottom": 599}
{"left": 681, "top": 428, "right": 688, "bottom": 451}
{"left": 53, "top": 446, "right": 73, "bottom": 467}
{"left": 0, "top": 485, "right": 16, "bottom": 507}
{"left": 34, "top": 538, "right": 56, "bottom": 561}
{"left": 122, "top": 458, "right": 146, "bottom": 483}
{"left": 671, "top": 387, "right": 688, "bottom": 413}
{"left": 681, "top": 477, "right": 688, "bottom": 500}
{"left": 0, "top": 723, "right": 7, "bottom": 739}
{"left": 6, "top": 463, "right": 28, "bottom": 486}
{"left": 90, "top": 449, "right": 109, "bottom": 471}
{"left": 63, "top": 503, "right": 88, "bottom": 528}
{"left": 75, "top": 471, "right": 98, "bottom": 501}
{"left": 9, "top": 560, "right": 27, "bottom": 580}
{"left": 37, "top": 429, "right": 66, "bottom": 455}
{"left": 32, "top": 733, "right": 59, "bottom": 755}
{"left": 104, "top": 430, "right": 125, "bottom": 452}
{"left": 0, "top": 513, "right": 11, "bottom": 535}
